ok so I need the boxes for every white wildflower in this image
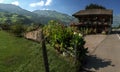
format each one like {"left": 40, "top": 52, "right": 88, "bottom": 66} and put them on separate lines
{"left": 73, "top": 32, "right": 77, "bottom": 35}
{"left": 79, "top": 33, "right": 82, "bottom": 37}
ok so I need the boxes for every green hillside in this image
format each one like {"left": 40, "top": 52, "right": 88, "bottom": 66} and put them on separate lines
{"left": 0, "top": 31, "right": 75, "bottom": 72}
{"left": 0, "top": 4, "right": 41, "bottom": 24}
{"left": 0, "top": 4, "right": 78, "bottom": 25}
{"left": 33, "top": 10, "right": 78, "bottom": 25}
{"left": 0, "top": 4, "right": 33, "bottom": 15}
{"left": 0, "top": 3, "right": 120, "bottom": 27}
{"left": 0, "top": 12, "right": 33, "bottom": 25}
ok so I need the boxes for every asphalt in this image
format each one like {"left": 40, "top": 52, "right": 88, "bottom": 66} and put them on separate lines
{"left": 84, "top": 31, "right": 120, "bottom": 72}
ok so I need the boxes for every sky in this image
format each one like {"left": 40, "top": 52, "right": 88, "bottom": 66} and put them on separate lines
{"left": 0, "top": 0, "right": 120, "bottom": 15}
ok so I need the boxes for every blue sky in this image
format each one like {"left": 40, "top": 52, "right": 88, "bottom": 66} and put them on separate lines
{"left": 0, "top": 0, "right": 120, "bottom": 15}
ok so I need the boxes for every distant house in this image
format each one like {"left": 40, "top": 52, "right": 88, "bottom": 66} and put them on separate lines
{"left": 72, "top": 9, "right": 113, "bottom": 34}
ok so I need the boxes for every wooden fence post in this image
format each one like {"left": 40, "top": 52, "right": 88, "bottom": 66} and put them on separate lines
{"left": 41, "top": 29, "right": 49, "bottom": 72}
{"left": 74, "top": 43, "right": 81, "bottom": 72}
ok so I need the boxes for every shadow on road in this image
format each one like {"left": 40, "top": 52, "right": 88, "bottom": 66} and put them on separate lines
{"left": 82, "top": 55, "right": 115, "bottom": 72}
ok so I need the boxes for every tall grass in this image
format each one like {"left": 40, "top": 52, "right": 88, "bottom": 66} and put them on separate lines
{"left": 0, "top": 31, "right": 75, "bottom": 72}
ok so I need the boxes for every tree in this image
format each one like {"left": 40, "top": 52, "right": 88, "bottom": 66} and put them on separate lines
{"left": 0, "top": 23, "right": 10, "bottom": 30}
{"left": 85, "top": 3, "right": 106, "bottom": 10}
{"left": 10, "top": 24, "right": 25, "bottom": 37}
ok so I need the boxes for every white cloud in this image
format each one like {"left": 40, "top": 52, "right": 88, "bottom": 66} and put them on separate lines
{"left": 11, "top": 1, "right": 19, "bottom": 6}
{"left": 29, "top": 0, "right": 52, "bottom": 7}
{"left": 0, "top": 0, "right": 4, "bottom": 3}
{"left": 45, "top": 0, "right": 52, "bottom": 6}
{"left": 30, "top": 1, "right": 44, "bottom": 7}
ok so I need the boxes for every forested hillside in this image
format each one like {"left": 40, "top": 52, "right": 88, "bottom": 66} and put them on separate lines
{"left": 0, "top": 4, "right": 77, "bottom": 25}
{"left": 0, "top": 12, "right": 33, "bottom": 25}
{"left": 33, "top": 10, "right": 78, "bottom": 25}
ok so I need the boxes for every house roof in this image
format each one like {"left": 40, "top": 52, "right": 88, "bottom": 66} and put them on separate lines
{"left": 73, "top": 9, "right": 113, "bottom": 16}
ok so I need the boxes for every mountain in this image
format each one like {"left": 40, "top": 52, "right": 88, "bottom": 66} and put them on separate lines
{"left": 33, "top": 10, "right": 78, "bottom": 25}
{"left": 0, "top": 4, "right": 77, "bottom": 25}
{"left": 0, "top": 8, "right": 8, "bottom": 12}
{"left": 0, "top": 12, "right": 33, "bottom": 25}
{"left": 0, "top": 4, "right": 120, "bottom": 27}
{"left": 0, "top": 4, "right": 41, "bottom": 24}
{"left": 0, "top": 4, "right": 35, "bottom": 16}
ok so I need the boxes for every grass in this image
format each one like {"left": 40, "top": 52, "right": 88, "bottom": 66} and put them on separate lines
{"left": 0, "top": 30, "right": 75, "bottom": 72}
{"left": 0, "top": 30, "right": 40, "bottom": 72}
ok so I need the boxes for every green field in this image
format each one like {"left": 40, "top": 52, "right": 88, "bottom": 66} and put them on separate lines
{"left": 0, "top": 30, "right": 75, "bottom": 72}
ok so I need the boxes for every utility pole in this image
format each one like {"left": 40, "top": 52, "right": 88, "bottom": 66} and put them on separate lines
{"left": 41, "top": 29, "right": 49, "bottom": 72}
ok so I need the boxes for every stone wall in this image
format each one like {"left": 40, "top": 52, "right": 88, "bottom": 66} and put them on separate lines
{"left": 24, "top": 29, "right": 42, "bottom": 42}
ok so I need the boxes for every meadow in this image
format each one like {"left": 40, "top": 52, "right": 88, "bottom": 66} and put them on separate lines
{"left": 0, "top": 30, "right": 75, "bottom": 72}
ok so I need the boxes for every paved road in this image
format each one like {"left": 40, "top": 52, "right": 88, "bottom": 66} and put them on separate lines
{"left": 84, "top": 32, "right": 120, "bottom": 72}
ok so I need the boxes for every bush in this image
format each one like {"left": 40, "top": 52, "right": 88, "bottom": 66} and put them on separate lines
{"left": 43, "top": 20, "right": 88, "bottom": 55}
{"left": 10, "top": 24, "right": 26, "bottom": 37}
{"left": 43, "top": 20, "right": 88, "bottom": 71}
{"left": 0, "top": 24, "right": 10, "bottom": 30}
{"left": 26, "top": 23, "right": 40, "bottom": 32}
{"left": 43, "top": 20, "right": 66, "bottom": 52}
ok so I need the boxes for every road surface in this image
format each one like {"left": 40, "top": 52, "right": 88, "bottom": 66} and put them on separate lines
{"left": 84, "top": 31, "right": 120, "bottom": 72}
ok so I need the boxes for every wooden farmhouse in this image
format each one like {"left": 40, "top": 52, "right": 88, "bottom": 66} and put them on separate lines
{"left": 71, "top": 9, "right": 113, "bottom": 34}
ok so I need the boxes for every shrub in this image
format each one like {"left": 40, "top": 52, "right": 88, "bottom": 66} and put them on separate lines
{"left": 43, "top": 20, "right": 67, "bottom": 53}
{"left": 43, "top": 20, "right": 88, "bottom": 55}
{"left": 26, "top": 23, "right": 40, "bottom": 32}
{"left": 43, "top": 20, "right": 88, "bottom": 71}
{"left": 0, "top": 24, "right": 10, "bottom": 30}
{"left": 10, "top": 24, "right": 26, "bottom": 37}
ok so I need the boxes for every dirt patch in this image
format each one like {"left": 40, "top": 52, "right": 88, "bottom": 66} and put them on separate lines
{"left": 84, "top": 34, "right": 107, "bottom": 53}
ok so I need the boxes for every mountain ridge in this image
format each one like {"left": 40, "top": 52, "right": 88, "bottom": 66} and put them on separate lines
{"left": 0, "top": 3, "right": 119, "bottom": 27}
{"left": 0, "top": 4, "right": 34, "bottom": 15}
{"left": 33, "top": 10, "right": 77, "bottom": 25}
{"left": 0, "top": 4, "right": 77, "bottom": 25}
{"left": 0, "top": 4, "right": 42, "bottom": 24}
